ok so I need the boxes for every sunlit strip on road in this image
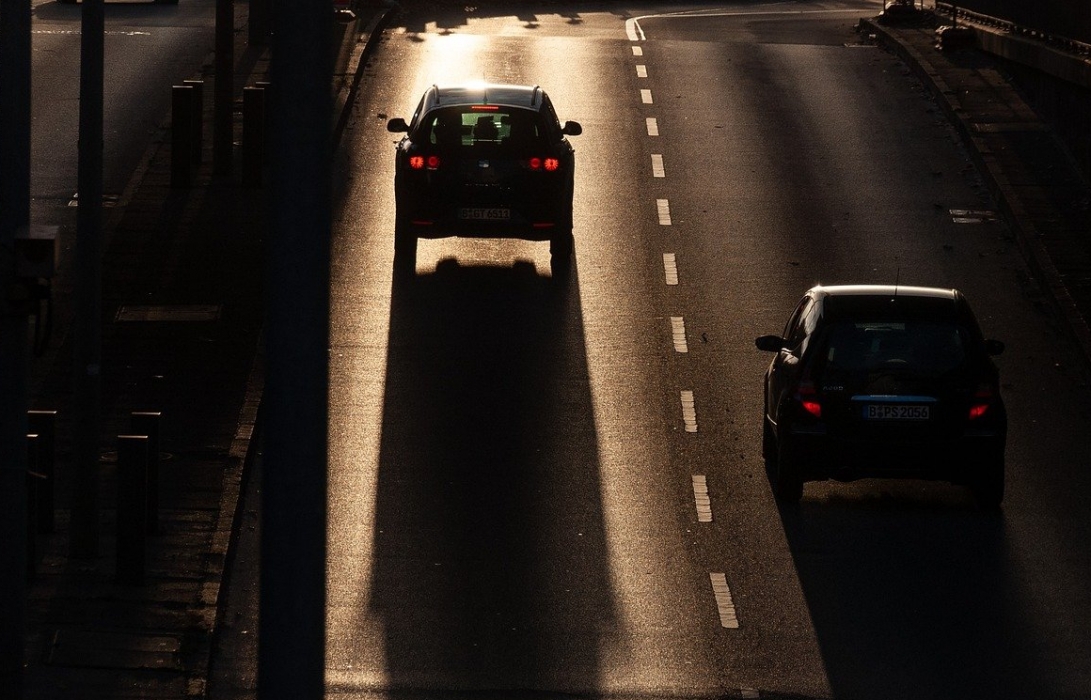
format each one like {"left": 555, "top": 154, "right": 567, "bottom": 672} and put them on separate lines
{"left": 710, "top": 573, "right": 739, "bottom": 628}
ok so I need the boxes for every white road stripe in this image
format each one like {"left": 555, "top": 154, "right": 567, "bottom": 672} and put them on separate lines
{"left": 636, "top": 64, "right": 648, "bottom": 78}
{"left": 657, "top": 199, "right": 671, "bottom": 225}
{"left": 651, "top": 154, "right": 665, "bottom": 178}
{"left": 692, "top": 475, "right": 712, "bottom": 522}
{"left": 625, "top": 18, "right": 646, "bottom": 41}
{"left": 680, "top": 390, "right": 697, "bottom": 432}
{"left": 670, "top": 316, "right": 688, "bottom": 353}
{"left": 632, "top": 45, "right": 644, "bottom": 56}
{"left": 641, "top": 89, "right": 653, "bottom": 104}
{"left": 710, "top": 573, "right": 739, "bottom": 628}
{"left": 663, "top": 253, "right": 678, "bottom": 286}
{"left": 646, "top": 117, "right": 659, "bottom": 136}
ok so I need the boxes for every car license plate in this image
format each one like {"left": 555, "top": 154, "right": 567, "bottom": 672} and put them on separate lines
{"left": 458, "top": 207, "right": 510, "bottom": 221}
{"left": 865, "top": 404, "right": 930, "bottom": 420}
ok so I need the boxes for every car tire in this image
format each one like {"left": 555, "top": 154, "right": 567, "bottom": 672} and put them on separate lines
{"left": 773, "top": 433, "right": 804, "bottom": 503}
{"left": 394, "top": 220, "right": 417, "bottom": 267}
{"left": 970, "top": 454, "right": 1005, "bottom": 511}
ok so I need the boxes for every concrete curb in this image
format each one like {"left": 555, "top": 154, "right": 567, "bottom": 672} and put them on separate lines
{"left": 861, "top": 15, "right": 1091, "bottom": 374}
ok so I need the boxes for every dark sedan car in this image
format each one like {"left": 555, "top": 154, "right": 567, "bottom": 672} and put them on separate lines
{"left": 756, "top": 285, "right": 1007, "bottom": 508}
{"left": 386, "top": 83, "right": 582, "bottom": 269}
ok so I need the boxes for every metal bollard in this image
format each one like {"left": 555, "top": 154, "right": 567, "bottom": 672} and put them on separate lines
{"left": 242, "top": 85, "right": 266, "bottom": 187}
{"left": 28, "top": 410, "right": 57, "bottom": 533}
{"left": 131, "top": 411, "right": 161, "bottom": 535}
{"left": 171, "top": 85, "right": 195, "bottom": 188}
{"left": 182, "top": 79, "right": 204, "bottom": 165}
{"left": 27, "top": 436, "right": 46, "bottom": 582}
{"left": 116, "top": 435, "right": 149, "bottom": 585}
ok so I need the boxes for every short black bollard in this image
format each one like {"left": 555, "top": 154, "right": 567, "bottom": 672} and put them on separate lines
{"left": 182, "top": 79, "right": 204, "bottom": 165}
{"left": 242, "top": 85, "right": 266, "bottom": 187}
{"left": 27, "top": 436, "right": 46, "bottom": 582}
{"left": 28, "top": 410, "right": 57, "bottom": 534}
{"left": 131, "top": 411, "right": 161, "bottom": 535}
{"left": 171, "top": 84, "right": 195, "bottom": 188}
{"left": 116, "top": 435, "right": 149, "bottom": 585}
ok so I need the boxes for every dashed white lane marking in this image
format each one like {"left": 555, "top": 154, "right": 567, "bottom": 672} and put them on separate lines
{"left": 692, "top": 475, "right": 712, "bottom": 522}
{"left": 710, "top": 573, "right": 739, "bottom": 628}
{"left": 646, "top": 117, "right": 659, "bottom": 136}
{"left": 657, "top": 198, "right": 671, "bottom": 225}
{"left": 949, "top": 208, "right": 998, "bottom": 224}
{"left": 632, "top": 45, "right": 643, "bottom": 56}
{"left": 651, "top": 154, "right": 665, "bottom": 178}
{"left": 670, "top": 316, "right": 688, "bottom": 353}
{"left": 663, "top": 253, "right": 678, "bottom": 286}
{"left": 625, "top": 18, "right": 646, "bottom": 42}
{"left": 641, "top": 89, "right": 653, "bottom": 104}
{"left": 636, "top": 64, "right": 648, "bottom": 78}
{"left": 680, "top": 390, "right": 697, "bottom": 432}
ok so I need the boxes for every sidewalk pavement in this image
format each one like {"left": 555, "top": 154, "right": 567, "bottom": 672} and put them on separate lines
{"left": 21, "top": 3, "right": 391, "bottom": 698}
{"left": 18, "top": 3, "right": 1091, "bottom": 699}
{"left": 861, "top": 10, "right": 1091, "bottom": 370}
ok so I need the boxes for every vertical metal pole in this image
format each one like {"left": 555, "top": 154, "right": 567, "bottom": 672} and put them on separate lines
{"left": 0, "top": 0, "right": 32, "bottom": 691}
{"left": 259, "top": 0, "right": 330, "bottom": 696}
{"left": 72, "top": 0, "right": 105, "bottom": 561}
{"left": 214, "top": 0, "right": 234, "bottom": 175}
{"left": 115, "top": 435, "right": 148, "bottom": 585}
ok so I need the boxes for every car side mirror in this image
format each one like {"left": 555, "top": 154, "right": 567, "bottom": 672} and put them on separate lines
{"left": 755, "top": 335, "right": 786, "bottom": 352}
{"left": 561, "top": 120, "right": 582, "bottom": 136}
{"left": 984, "top": 339, "right": 1005, "bottom": 356}
{"left": 387, "top": 118, "right": 410, "bottom": 133}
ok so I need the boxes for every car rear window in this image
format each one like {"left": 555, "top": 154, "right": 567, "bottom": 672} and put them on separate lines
{"left": 417, "top": 107, "right": 548, "bottom": 151}
{"left": 818, "top": 320, "right": 969, "bottom": 380}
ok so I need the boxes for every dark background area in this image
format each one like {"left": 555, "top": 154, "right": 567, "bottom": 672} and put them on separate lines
{"left": 945, "top": 0, "right": 1091, "bottom": 43}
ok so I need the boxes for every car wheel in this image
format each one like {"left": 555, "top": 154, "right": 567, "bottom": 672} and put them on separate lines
{"left": 773, "top": 433, "right": 804, "bottom": 503}
{"left": 394, "top": 220, "right": 417, "bottom": 267}
{"left": 970, "top": 454, "right": 1005, "bottom": 511}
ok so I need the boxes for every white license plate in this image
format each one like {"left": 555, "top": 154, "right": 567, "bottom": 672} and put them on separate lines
{"left": 865, "top": 404, "right": 930, "bottom": 420}
{"left": 458, "top": 207, "right": 510, "bottom": 221}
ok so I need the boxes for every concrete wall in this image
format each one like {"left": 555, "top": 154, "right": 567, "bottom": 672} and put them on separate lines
{"left": 948, "top": 0, "right": 1091, "bottom": 44}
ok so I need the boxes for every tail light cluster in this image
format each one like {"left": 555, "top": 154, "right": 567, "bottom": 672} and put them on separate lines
{"left": 794, "top": 379, "right": 822, "bottom": 419}
{"left": 409, "top": 154, "right": 441, "bottom": 171}
{"left": 526, "top": 157, "right": 560, "bottom": 171}
{"left": 407, "top": 153, "right": 560, "bottom": 172}
{"left": 969, "top": 383, "right": 998, "bottom": 420}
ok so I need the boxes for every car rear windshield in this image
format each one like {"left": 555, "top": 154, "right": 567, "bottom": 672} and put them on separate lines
{"left": 416, "top": 106, "right": 549, "bottom": 151}
{"left": 816, "top": 320, "right": 970, "bottom": 381}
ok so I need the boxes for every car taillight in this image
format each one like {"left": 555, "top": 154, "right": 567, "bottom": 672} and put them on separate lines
{"left": 795, "top": 380, "right": 822, "bottom": 419}
{"left": 409, "top": 154, "right": 440, "bottom": 170}
{"left": 526, "top": 157, "right": 561, "bottom": 171}
{"left": 969, "top": 384, "right": 996, "bottom": 419}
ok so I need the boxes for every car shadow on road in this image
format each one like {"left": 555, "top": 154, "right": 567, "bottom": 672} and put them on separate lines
{"left": 363, "top": 256, "right": 619, "bottom": 691}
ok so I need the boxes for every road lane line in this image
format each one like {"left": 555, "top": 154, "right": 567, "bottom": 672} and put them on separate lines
{"left": 657, "top": 199, "right": 671, "bottom": 225}
{"left": 681, "top": 390, "right": 697, "bottom": 432}
{"left": 710, "top": 573, "right": 739, "bottom": 628}
{"left": 651, "top": 154, "right": 665, "bottom": 178}
{"left": 663, "top": 253, "right": 678, "bottom": 286}
{"left": 646, "top": 117, "right": 659, "bottom": 136}
{"left": 632, "top": 45, "right": 643, "bottom": 56}
{"left": 670, "top": 316, "right": 688, "bottom": 353}
{"left": 641, "top": 89, "right": 653, "bottom": 104}
{"left": 636, "top": 64, "right": 648, "bottom": 78}
{"left": 625, "top": 18, "right": 646, "bottom": 41}
{"left": 692, "top": 475, "right": 712, "bottom": 522}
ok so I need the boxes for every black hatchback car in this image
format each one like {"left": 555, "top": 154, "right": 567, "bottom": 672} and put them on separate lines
{"left": 756, "top": 285, "right": 1007, "bottom": 507}
{"left": 386, "top": 83, "right": 582, "bottom": 268}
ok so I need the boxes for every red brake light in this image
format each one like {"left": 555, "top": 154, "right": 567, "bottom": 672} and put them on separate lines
{"left": 528, "top": 157, "right": 542, "bottom": 170}
{"left": 544, "top": 158, "right": 560, "bottom": 171}
{"left": 795, "top": 380, "right": 821, "bottom": 419}
{"left": 426, "top": 155, "right": 440, "bottom": 169}
{"left": 471, "top": 105, "right": 500, "bottom": 111}
{"left": 409, "top": 155, "right": 424, "bottom": 169}
{"left": 409, "top": 154, "right": 440, "bottom": 170}
{"left": 969, "top": 384, "right": 996, "bottom": 419}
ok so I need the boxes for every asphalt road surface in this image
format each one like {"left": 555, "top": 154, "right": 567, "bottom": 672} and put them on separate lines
{"left": 213, "top": 2, "right": 1091, "bottom": 698}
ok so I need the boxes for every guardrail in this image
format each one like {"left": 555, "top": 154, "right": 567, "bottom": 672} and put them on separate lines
{"left": 935, "top": 2, "right": 1091, "bottom": 59}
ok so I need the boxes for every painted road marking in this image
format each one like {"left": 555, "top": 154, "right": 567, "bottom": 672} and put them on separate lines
{"left": 625, "top": 18, "right": 646, "bottom": 41}
{"left": 710, "top": 573, "right": 739, "bottom": 628}
{"left": 692, "top": 475, "right": 712, "bottom": 522}
{"left": 663, "top": 253, "right": 678, "bottom": 286}
{"left": 950, "top": 208, "right": 998, "bottom": 224}
{"left": 641, "top": 89, "right": 653, "bottom": 104}
{"left": 657, "top": 199, "right": 671, "bottom": 225}
{"left": 647, "top": 117, "right": 659, "bottom": 136}
{"left": 632, "top": 45, "right": 643, "bottom": 56}
{"left": 652, "top": 154, "right": 665, "bottom": 178}
{"left": 636, "top": 64, "right": 648, "bottom": 78}
{"left": 681, "top": 390, "right": 697, "bottom": 432}
{"left": 670, "top": 316, "right": 688, "bottom": 353}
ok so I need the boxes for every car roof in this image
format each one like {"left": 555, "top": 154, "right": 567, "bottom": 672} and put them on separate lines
{"left": 809, "top": 285, "right": 970, "bottom": 323}
{"left": 426, "top": 83, "right": 545, "bottom": 110}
